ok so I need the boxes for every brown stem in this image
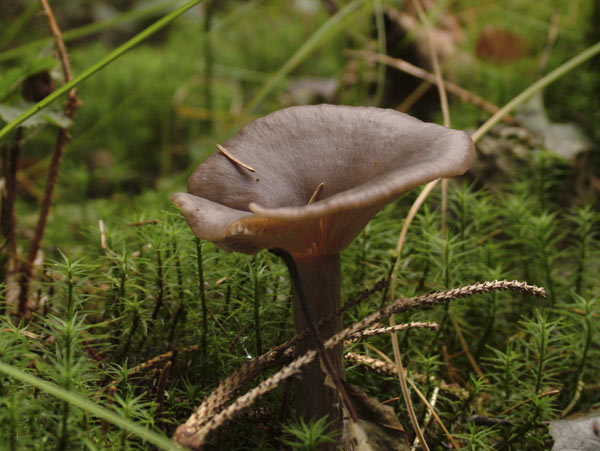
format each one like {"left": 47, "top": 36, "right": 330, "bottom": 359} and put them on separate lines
{"left": 17, "top": 0, "right": 79, "bottom": 317}
{"left": 1, "top": 128, "right": 23, "bottom": 301}
{"left": 287, "top": 253, "right": 347, "bottom": 443}
{"left": 351, "top": 50, "right": 515, "bottom": 123}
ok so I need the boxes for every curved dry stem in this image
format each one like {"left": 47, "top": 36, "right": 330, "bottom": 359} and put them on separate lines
{"left": 174, "top": 280, "right": 546, "bottom": 447}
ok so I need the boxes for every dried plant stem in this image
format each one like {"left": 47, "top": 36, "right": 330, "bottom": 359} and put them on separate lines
{"left": 411, "top": 0, "right": 448, "bottom": 127}
{"left": 216, "top": 144, "right": 255, "bottom": 172}
{"left": 395, "top": 41, "right": 600, "bottom": 263}
{"left": 150, "top": 248, "right": 165, "bottom": 321}
{"left": 417, "top": 385, "right": 439, "bottom": 439}
{"left": 398, "top": 79, "right": 431, "bottom": 112}
{"left": 252, "top": 257, "right": 262, "bottom": 356}
{"left": 18, "top": 0, "right": 80, "bottom": 317}
{"left": 410, "top": 0, "right": 450, "bottom": 238}
{"left": 307, "top": 182, "right": 325, "bottom": 204}
{"left": 500, "top": 388, "right": 560, "bottom": 416}
{"left": 471, "top": 41, "right": 600, "bottom": 144}
{"left": 364, "top": 343, "right": 458, "bottom": 449}
{"left": 538, "top": 12, "right": 560, "bottom": 73}
{"left": 448, "top": 308, "right": 485, "bottom": 379}
{"left": 0, "top": 128, "right": 22, "bottom": 298}
{"left": 396, "top": 181, "right": 438, "bottom": 259}
{"left": 345, "top": 352, "right": 468, "bottom": 400}
{"left": 196, "top": 239, "right": 208, "bottom": 360}
{"left": 384, "top": 42, "right": 600, "bottom": 342}
{"left": 348, "top": 321, "right": 438, "bottom": 341}
{"left": 407, "top": 379, "right": 457, "bottom": 449}
{"left": 155, "top": 360, "right": 173, "bottom": 429}
{"left": 352, "top": 51, "right": 512, "bottom": 121}
{"left": 175, "top": 280, "right": 545, "bottom": 447}
{"left": 389, "top": 315, "right": 428, "bottom": 450}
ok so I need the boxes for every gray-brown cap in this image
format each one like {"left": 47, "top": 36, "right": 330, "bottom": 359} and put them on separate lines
{"left": 171, "top": 104, "right": 475, "bottom": 257}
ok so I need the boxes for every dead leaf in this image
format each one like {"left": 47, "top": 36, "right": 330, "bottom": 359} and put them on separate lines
{"left": 551, "top": 412, "right": 600, "bottom": 451}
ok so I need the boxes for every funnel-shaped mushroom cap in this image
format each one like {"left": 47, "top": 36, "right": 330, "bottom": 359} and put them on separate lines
{"left": 172, "top": 105, "right": 474, "bottom": 257}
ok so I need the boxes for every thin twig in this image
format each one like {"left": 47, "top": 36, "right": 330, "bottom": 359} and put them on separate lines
{"left": 407, "top": 379, "right": 457, "bottom": 449}
{"left": 348, "top": 321, "right": 438, "bottom": 342}
{"left": 363, "top": 343, "right": 459, "bottom": 449}
{"left": 18, "top": 0, "right": 79, "bottom": 317}
{"left": 395, "top": 181, "right": 438, "bottom": 261}
{"left": 307, "top": 182, "right": 324, "bottom": 205}
{"left": 417, "top": 385, "right": 439, "bottom": 438}
{"left": 411, "top": 0, "right": 449, "bottom": 126}
{"left": 217, "top": 144, "right": 255, "bottom": 172}
{"left": 410, "top": 0, "right": 449, "bottom": 239}
{"left": 398, "top": 79, "right": 431, "bottom": 113}
{"left": 0, "top": 128, "right": 22, "bottom": 302}
{"left": 500, "top": 388, "right": 560, "bottom": 416}
{"left": 538, "top": 12, "right": 560, "bottom": 73}
{"left": 174, "top": 280, "right": 545, "bottom": 447}
{"left": 155, "top": 360, "right": 173, "bottom": 429}
{"left": 345, "top": 352, "right": 469, "bottom": 399}
{"left": 350, "top": 50, "right": 513, "bottom": 121}
{"left": 389, "top": 316, "right": 428, "bottom": 449}
{"left": 448, "top": 308, "right": 485, "bottom": 379}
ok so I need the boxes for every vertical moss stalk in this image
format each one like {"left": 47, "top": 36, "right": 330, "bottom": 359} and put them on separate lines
{"left": 252, "top": 257, "right": 262, "bottom": 356}
{"left": 196, "top": 239, "right": 207, "bottom": 358}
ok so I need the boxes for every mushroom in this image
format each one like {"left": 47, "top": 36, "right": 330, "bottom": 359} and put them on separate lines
{"left": 171, "top": 104, "right": 475, "bottom": 440}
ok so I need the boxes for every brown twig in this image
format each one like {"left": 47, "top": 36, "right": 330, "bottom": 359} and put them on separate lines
{"left": 18, "top": 0, "right": 79, "bottom": 317}
{"left": 155, "top": 359, "right": 174, "bottom": 430}
{"left": 0, "top": 128, "right": 23, "bottom": 312}
{"left": 347, "top": 321, "right": 438, "bottom": 342}
{"left": 448, "top": 308, "right": 485, "bottom": 379}
{"left": 500, "top": 388, "right": 560, "bottom": 416}
{"left": 174, "top": 280, "right": 546, "bottom": 447}
{"left": 345, "top": 352, "right": 469, "bottom": 399}
{"left": 306, "top": 182, "right": 324, "bottom": 205}
{"left": 217, "top": 144, "right": 255, "bottom": 172}
{"left": 538, "top": 12, "right": 560, "bottom": 73}
{"left": 350, "top": 50, "right": 514, "bottom": 122}
{"left": 363, "top": 342, "right": 460, "bottom": 449}
{"left": 398, "top": 79, "right": 432, "bottom": 112}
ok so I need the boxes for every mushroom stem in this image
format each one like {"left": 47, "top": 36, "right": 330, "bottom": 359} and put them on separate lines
{"left": 272, "top": 248, "right": 357, "bottom": 426}
{"left": 288, "top": 253, "right": 345, "bottom": 439}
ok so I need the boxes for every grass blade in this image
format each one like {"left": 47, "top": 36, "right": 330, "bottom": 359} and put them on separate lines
{"left": 243, "top": 0, "right": 369, "bottom": 114}
{"left": 0, "top": 361, "right": 183, "bottom": 450}
{"left": 0, "top": 0, "right": 204, "bottom": 142}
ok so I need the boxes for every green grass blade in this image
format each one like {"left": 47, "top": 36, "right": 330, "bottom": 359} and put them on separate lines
{"left": 472, "top": 40, "right": 600, "bottom": 144}
{"left": 0, "top": 0, "right": 182, "bottom": 63}
{"left": 0, "top": 361, "right": 183, "bottom": 450}
{"left": 0, "top": 0, "right": 204, "bottom": 142}
{"left": 243, "top": 0, "right": 370, "bottom": 114}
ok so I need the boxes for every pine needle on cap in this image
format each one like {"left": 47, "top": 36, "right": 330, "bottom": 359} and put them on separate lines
{"left": 217, "top": 144, "right": 255, "bottom": 172}
{"left": 307, "top": 182, "right": 324, "bottom": 204}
